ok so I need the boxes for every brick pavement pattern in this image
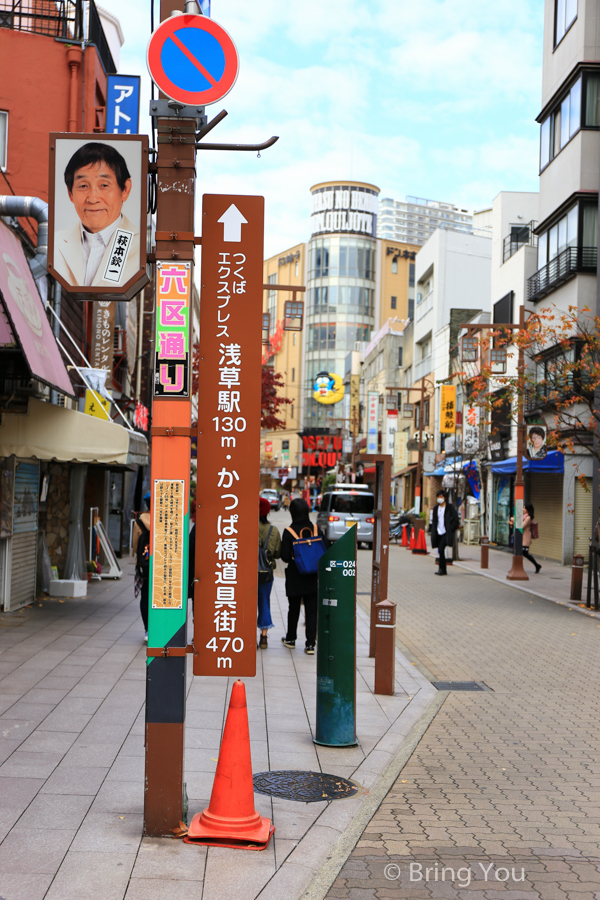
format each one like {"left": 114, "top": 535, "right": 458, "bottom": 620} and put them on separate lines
{"left": 327, "top": 546, "right": 600, "bottom": 900}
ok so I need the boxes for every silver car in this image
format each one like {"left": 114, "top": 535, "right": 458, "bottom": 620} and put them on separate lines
{"left": 317, "top": 487, "right": 375, "bottom": 548}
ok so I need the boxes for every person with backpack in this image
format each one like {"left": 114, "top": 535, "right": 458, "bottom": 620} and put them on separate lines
{"left": 280, "top": 498, "right": 326, "bottom": 655}
{"left": 132, "top": 492, "right": 151, "bottom": 642}
{"left": 258, "top": 498, "right": 281, "bottom": 649}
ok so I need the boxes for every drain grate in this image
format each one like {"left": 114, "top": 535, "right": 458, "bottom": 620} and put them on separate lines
{"left": 253, "top": 770, "right": 358, "bottom": 802}
{"left": 432, "top": 681, "right": 490, "bottom": 692}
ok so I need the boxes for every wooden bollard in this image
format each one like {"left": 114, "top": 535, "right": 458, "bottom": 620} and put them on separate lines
{"left": 374, "top": 599, "right": 396, "bottom": 696}
{"left": 571, "top": 553, "right": 585, "bottom": 601}
{"left": 481, "top": 535, "right": 489, "bottom": 569}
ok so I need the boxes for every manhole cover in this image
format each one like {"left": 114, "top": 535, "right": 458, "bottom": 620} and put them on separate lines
{"left": 432, "top": 681, "right": 490, "bottom": 691}
{"left": 253, "top": 770, "right": 358, "bottom": 802}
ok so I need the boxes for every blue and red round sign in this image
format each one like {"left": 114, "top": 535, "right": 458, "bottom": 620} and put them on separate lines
{"left": 147, "top": 15, "right": 239, "bottom": 106}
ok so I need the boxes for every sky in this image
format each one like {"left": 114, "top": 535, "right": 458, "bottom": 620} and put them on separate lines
{"left": 101, "top": 0, "right": 545, "bottom": 257}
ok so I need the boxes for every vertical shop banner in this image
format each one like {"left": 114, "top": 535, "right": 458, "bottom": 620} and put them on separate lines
{"left": 194, "top": 195, "right": 264, "bottom": 677}
{"left": 394, "top": 431, "right": 408, "bottom": 473}
{"left": 367, "top": 391, "right": 379, "bottom": 454}
{"left": 154, "top": 262, "right": 191, "bottom": 398}
{"left": 152, "top": 480, "right": 185, "bottom": 609}
{"left": 90, "top": 301, "right": 115, "bottom": 373}
{"left": 385, "top": 409, "right": 398, "bottom": 456}
{"left": 440, "top": 384, "right": 456, "bottom": 433}
{"left": 463, "top": 405, "right": 480, "bottom": 454}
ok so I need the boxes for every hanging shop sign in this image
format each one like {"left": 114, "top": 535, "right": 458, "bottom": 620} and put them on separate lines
{"left": 194, "top": 194, "right": 264, "bottom": 677}
{"left": 367, "top": 391, "right": 379, "bottom": 453}
{"left": 84, "top": 388, "right": 111, "bottom": 420}
{"left": 385, "top": 409, "right": 398, "bottom": 456}
{"left": 440, "top": 384, "right": 456, "bottom": 433}
{"left": 48, "top": 133, "right": 149, "bottom": 300}
{"left": 153, "top": 262, "right": 191, "bottom": 398}
{"left": 90, "top": 301, "right": 115, "bottom": 373}
{"left": 526, "top": 424, "right": 547, "bottom": 460}
{"left": 463, "top": 405, "right": 480, "bottom": 454}
{"left": 106, "top": 74, "right": 140, "bottom": 134}
{"left": 393, "top": 431, "right": 408, "bottom": 472}
{"left": 313, "top": 371, "right": 345, "bottom": 404}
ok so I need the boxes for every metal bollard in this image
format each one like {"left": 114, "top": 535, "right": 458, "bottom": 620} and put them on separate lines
{"left": 571, "top": 553, "right": 585, "bottom": 601}
{"left": 374, "top": 599, "right": 396, "bottom": 696}
{"left": 481, "top": 535, "right": 489, "bottom": 569}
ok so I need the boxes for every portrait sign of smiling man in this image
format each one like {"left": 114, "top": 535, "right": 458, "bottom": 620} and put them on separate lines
{"left": 49, "top": 136, "right": 147, "bottom": 297}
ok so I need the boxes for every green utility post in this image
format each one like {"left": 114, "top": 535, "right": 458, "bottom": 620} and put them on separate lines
{"left": 314, "top": 527, "right": 357, "bottom": 747}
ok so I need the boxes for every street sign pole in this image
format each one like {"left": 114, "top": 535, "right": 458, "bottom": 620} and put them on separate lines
{"left": 144, "top": 1, "right": 198, "bottom": 838}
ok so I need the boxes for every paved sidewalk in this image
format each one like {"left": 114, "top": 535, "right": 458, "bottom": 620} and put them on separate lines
{"left": 327, "top": 541, "right": 600, "bottom": 899}
{"left": 0, "top": 552, "right": 436, "bottom": 900}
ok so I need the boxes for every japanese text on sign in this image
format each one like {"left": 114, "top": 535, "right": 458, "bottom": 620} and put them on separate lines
{"left": 154, "top": 262, "right": 191, "bottom": 398}
{"left": 152, "top": 480, "right": 185, "bottom": 609}
{"left": 440, "top": 384, "right": 456, "bottom": 434}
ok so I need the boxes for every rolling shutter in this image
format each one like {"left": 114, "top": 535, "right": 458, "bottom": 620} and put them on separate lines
{"left": 574, "top": 477, "right": 593, "bottom": 558}
{"left": 529, "top": 474, "right": 563, "bottom": 561}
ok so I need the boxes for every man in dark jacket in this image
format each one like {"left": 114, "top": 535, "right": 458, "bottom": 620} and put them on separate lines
{"left": 430, "top": 490, "right": 460, "bottom": 576}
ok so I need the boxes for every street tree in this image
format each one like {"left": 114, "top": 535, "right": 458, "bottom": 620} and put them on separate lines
{"left": 261, "top": 365, "right": 292, "bottom": 430}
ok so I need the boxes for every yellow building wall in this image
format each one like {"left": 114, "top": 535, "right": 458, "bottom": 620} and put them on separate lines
{"left": 379, "top": 239, "right": 420, "bottom": 323}
{"left": 261, "top": 243, "right": 306, "bottom": 481}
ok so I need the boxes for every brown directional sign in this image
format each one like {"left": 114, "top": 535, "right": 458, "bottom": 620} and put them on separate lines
{"left": 194, "top": 194, "right": 264, "bottom": 676}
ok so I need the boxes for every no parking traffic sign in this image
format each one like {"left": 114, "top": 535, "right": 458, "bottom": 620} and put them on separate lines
{"left": 147, "top": 14, "right": 239, "bottom": 106}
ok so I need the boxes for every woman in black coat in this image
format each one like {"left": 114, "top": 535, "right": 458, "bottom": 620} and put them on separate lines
{"left": 280, "top": 498, "right": 321, "bottom": 655}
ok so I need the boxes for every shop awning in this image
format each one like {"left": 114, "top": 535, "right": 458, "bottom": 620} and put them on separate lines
{"left": 0, "top": 221, "right": 74, "bottom": 396}
{"left": 393, "top": 463, "right": 417, "bottom": 478}
{"left": 0, "top": 398, "right": 148, "bottom": 466}
{"left": 430, "top": 456, "right": 463, "bottom": 477}
{"left": 491, "top": 450, "right": 564, "bottom": 475}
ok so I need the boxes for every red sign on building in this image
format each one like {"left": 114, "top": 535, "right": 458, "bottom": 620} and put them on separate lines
{"left": 194, "top": 195, "right": 264, "bottom": 676}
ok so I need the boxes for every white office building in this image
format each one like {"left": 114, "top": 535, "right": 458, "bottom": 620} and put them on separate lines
{"left": 378, "top": 196, "right": 474, "bottom": 246}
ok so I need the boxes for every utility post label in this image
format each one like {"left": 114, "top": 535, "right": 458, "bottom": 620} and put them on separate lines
{"left": 194, "top": 194, "right": 264, "bottom": 677}
{"left": 154, "top": 261, "right": 191, "bottom": 398}
{"left": 152, "top": 479, "right": 185, "bottom": 609}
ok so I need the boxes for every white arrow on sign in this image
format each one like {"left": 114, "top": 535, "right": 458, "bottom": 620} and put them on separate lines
{"left": 218, "top": 204, "right": 248, "bottom": 242}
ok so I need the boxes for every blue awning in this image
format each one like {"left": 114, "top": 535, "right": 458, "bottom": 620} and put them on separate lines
{"left": 491, "top": 450, "right": 564, "bottom": 475}
{"left": 430, "top": 456, "right": 462, "bottom": 477}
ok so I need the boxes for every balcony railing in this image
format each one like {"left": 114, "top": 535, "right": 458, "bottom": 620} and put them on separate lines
{"left": 527, "top": 246, "right": 597, "bottom": 302}
{"left": 0, "top": 0, "right": 83, "bottom": 39}
{"left": 414, "top": 355, "right": 432, "bottom": 381}
{"left": 416, "top": 289, "right": 433, "bottom": 322}
{"left": 502, "top": 221, "right": 537, "bottom": 263}
{"left": 0, "top": 1, "right": 115, "bottom": 73}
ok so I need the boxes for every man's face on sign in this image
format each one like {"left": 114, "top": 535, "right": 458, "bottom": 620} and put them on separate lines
{"left": 68, "top": 161, "right": 132, "bottom": 233}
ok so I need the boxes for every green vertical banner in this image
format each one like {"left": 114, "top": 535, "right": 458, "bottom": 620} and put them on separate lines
{"left": 314, "top": 527, "right": 357, "bottom": 747}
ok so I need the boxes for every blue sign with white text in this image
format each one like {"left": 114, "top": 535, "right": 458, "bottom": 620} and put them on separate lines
{"left": 106, "top": 74, "right": 140, "bottom": 134}
{"left": 199, "top": 0, "right": 211, "bottom": 14}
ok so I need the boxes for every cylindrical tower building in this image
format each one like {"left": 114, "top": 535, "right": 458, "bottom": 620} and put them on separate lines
{"left": 303, "top": 180, "right": 380, "bottom": 430}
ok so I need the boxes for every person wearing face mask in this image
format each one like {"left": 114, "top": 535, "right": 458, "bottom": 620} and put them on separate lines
{"left": 430, "top": 490, "right": 460, "bottom": 576}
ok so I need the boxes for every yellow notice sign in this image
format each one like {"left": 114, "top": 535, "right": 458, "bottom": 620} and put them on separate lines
{"left": 440, "top": 385, "right": 456, "bottom": 434}
{"left": 83, "top": 389, "right": 110, "bottom": 421}
{"left": 152, "top": 480, "right": 185, "bottom": 609}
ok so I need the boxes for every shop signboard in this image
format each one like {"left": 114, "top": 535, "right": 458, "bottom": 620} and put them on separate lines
{"left": 394, "top": 431, "right": 408, "bottom": 472}
{"left": 440, "top": 384, "right": 456, "bottom": 433}
{"left": 48, "top": 133, "right": 149, "bottom": 300}
{"left": 153, "top": 262, "right": 191, "bottom": 398}
{"left": 194, "top": 194, "right": 264, "bottom": 677}
{"left": 367, "top": 391, "right": 379, "bottom": 453}
{"left": 385, "top": 409, "right": 398, "bottom": 456}
{"left": 84, "top": 388, "right": 111, "bottom": 420}
{"left": 90, "top": 301, "right": 115, "bottom": 373}
{"left": 463, "top": 405, "right": 480, "bottom": 454}
{"left": 106, "top": 74, "right": 140, "bottom": 134}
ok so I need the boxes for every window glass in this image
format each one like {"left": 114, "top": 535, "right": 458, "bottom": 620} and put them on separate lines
{"left": 553, "top": 107, "right": 561, "bottom": 157}
{"left": 540, "top": 116, "right": 551, "bottom": 169}
{"left": 409, "top": 263, "right": 415, "bottom": 287}
{"left": 582, "top": 204, "right": 598, "bottom": 247}
{"left": 329, "top": 493, "right": 374, "bottom": 514}
{"left": 0, "top": 112, "right": 6, "bottom": 170}
{"left": 558, "top": 216, "right": 567, "bottom": 253}
{"left": 391, "top": 296, "right": 397, "bottom": 309}
{"left": 585, "top": 73, "right": 600, "bottom": 126}
{"left": 548, "top": 224, "right": 558, "bottom": 260}
{"left": 565, "top": 0, "right": 577, "bottom": 30}
{"left": 570, "top": 77, "right": 581, "bottom": 136}
{"left": 567, "top": 206, "right": 578, "bottom": 245}
{"left": 391, "top": 259, "right": 398, "bottom": 273}
{"left": 561, "top": 95, "right": 570, "bottom": 148}
{"left": 555, "top": 0, "right": 566, "bottom": 42}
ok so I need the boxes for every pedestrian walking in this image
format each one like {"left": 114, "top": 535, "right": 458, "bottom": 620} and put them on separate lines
{"left": 132, "top": 491, "right": 151, "bottom": 641}
{"left": 258, "top": 498, "right": 281, "bottom": 649}
{"left": 281, "top": 498, "right": 323, "bottom": 654}
{"left": 510, "top": 503, "right": 542, "bottom": 573}
{"left": 430, "top": 489, "right": 459, "bottom": 576}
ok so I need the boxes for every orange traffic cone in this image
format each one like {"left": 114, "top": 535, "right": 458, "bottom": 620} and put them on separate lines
{"left": 185, "top": 680, "right": 274, "bottom": 850}
{"left": 408, "top": 527, "right": 415, "bottom": 550}
{"left": 401, "top": 524, "right": 409, "bottom": 547}
{"left": 412, "top": 527, "right": 429, "bottom": 555}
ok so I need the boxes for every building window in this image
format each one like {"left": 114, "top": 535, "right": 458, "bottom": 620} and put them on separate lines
{"left": 291, "top": 367, "right": 295, "bottom": 382}
{"left": 424, "top": 399, "right": 430, "bottom": 427}
{"left": 529, "top": 200, "right": 597, "bottom": 300}
{"left": 0, "top": 111, "right": 7, "bottom": 170}
{"left": 291, "top": 404, "right": 294, "bottom": 420}
{"left": 391, "top": 295, "right": 397, "bottom": 309}
{"left": 540, "top": 76, "right": 582, "bottom": 169}
{"left": 293, "top": 332, "right": 296, "bottom": 346}
{"left": 409, "top": 262, "right": 415, "bottom": 287}
{"left": 295, "top": 259, "right": 299, "bottom": 276}
{"left": 398, "top": 346, "right": 403, "bottom": 368}
{"left": 414, "top": 402, "right": 420, "bottom": 428}
{"left": 408, "top": 298, "right": 414, "bottom": 320}
{"left": 391, "top": 258, "right": 398, "bottom": 273}
{"left": 555, "top": 0, "right": 577, "bottom": 46}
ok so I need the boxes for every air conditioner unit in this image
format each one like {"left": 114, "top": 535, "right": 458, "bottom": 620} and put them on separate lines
{"left": 463, "top": 519, "right": 480, "bottom": 545}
